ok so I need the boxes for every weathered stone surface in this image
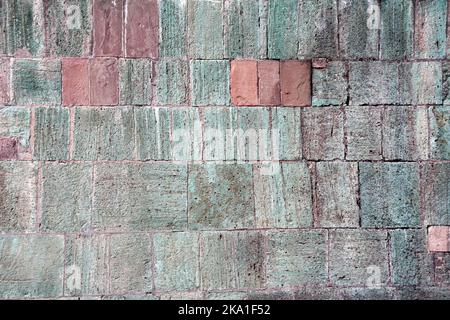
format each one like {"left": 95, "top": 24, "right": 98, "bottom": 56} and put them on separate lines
{"left": 266, "top": 230, "right": 327, "bottom": 287}
{"left": 302, "top": 107, "right": 344, "bottom": 160}
{"left": 339, "top": 0, "right": 378, "bottom": 59}
{"left": 434, "top": 253, "right": 450, "bottom": 285}
{"left": 93, "top": 0, "right": 123, "bottom": 56}
{"left": 230, "top": 60, "right": 258, "bottom": 106}
{"left": 200, "top": 231, "right": 265, "bottom": 290}
{"left": 191, "top": 60, "right": 230, "bottom": 106}
{"left": 0, "top": 162, "right": 36, "bottom": 232}
{"left": 280, "top": 60, "right": 311, "bottom": 107}
{"left": 254, "top": 162, "right": 312, "bottom": 228}
{"left": 267, "top": 0, "right": 298, "bottom": 59}
{"left": 172, "top": 108, "right": 202, "bottom": 160}
{"left": 44, "top": 0, "right": 92, "bottom": 56}
{"left": 93, "top": 163, "right": 187, "bottom": 231}
{"left": 0, "top": 235, "right": 64, "bottom": 298}
{"left": 421, "top": 163, "right": 450, "bottom": 226}
{"left": 160, "top": 0, "right": 187, "bottom": 58}
{"left": 400, "top": 62, "right": 442, "bottom": 105}
{"left": 428, "top": 226, "right": 450, "bottom": 252}
{"left": 0, "top": 137, "right": 17, "bottom": 160}
{"left": 188, "top": 0, "right": 224, "bottom": 59}
{"left": 430, "top": 106, "right": 450, "bottom": 159}
{"left": 360, "top": 162, "right": 420, "bottom": 228}
{"left": 12, "top": 59, "right": 61, "bottom": 105}
{"left": 272, "top": 107, "right": 302, "bottom": 160}
{"left": 246, "top": 290, "right": 294, "bottom": 300}
{"left": 444, "top": 62, "right": 450, "bottom": 104}
{"left": 312, "top": 61, "right": 347, "bottom": 106}
{"left": 314, "top": 162, "right": 359, "bottom": 228}
{"left": 0, "top": 107, "right": 31, "bottom": 151}
{"left": 414, "top": 0, "right": 447, "bottom": 59}
{"left": 34, "top": 107, "right": 69, "bottom": 160}
{"left": 0, "top": 58, "right": 10, "bottom": 104}
{"left": 329, "top": 230, "right": 389, "bottom": 286}
{"left": 119, "top": 59, "right": 152, "bottom": 106}
{"left": 345, "top": 106, "right": 383, "bottom": 160}
{"left": 156, "top": 60, "right": 188, "bottom": 105}
{"left": 188, "top": 164, "right": 254, "bottom": 230}
{"left": 397, "top": 287, "right": 450, "bottom": 300}
{"left": 73, "top": 107, "right": 134, "bottom": 161}
{"left": 298, "top": 0, "right": 338, "bottom": 59}
{"left": 154, "top": 232, "right": 200, "bottom": 291}
{"left": 383, "top": 106, "right": 429, "bottom": 160}
{"left": 294, "top": 287, "right": 341, "bottom": 300}
{"left": 41, "top": 162, "right": 92, "bottom": 232}
{"left": 339, "top": 288, "right": 396, "bottom": 300}
{"left": 62, "top": 58, "right": 89, "bottom": 106}
{"left": 258, "top": 60, "right": 280, "bottom": 105}
{"left": 90, "top": 57, "right": 119, "bottom": 106}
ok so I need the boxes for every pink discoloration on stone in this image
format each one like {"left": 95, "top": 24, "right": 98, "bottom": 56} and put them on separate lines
{"left": 312, "top": 58, "right": 328, "bottom": 69}
{"left": 231, "top": 60, "right": 258, "bottom": 106}
{"left": 280, "top": 60, "right": 311, "bottom": 107}
{"left": 90, "top": 58, "right": 119, "bottom": 106}
{"left": 0, "top": 137, "right": 18, "bottom": 160}
{"left": 93, "top": 0, "right": 123, "bottom": 56}
{"left": 428, "top": 226, "right": 450, "bottom": 252}
{"left": 125, "top": 0, "right": 159, "bottom": 58}
{"left": 258, "top": 60, "right": 280, "bottom": 106}
{"left": 0, "top": 58, "right": 10, "bottom": 104}
{"left": 62, "top": 58, "right": 89, "bottom": 106}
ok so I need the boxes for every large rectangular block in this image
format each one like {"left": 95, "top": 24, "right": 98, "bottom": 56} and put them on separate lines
{"left": 430, "top": 106, "right": 450, "bottom": 159}
{"left": 254, "top": 162, "right": 312, "bottom": 228}
{"left": 93, "top": 163, "right": 187, "bottom": 231}
{"left": 41, "top": 162, "right": 92, "bottom": 232}
{"left": 12, "top": 59, "right": 61, "bottom": 105}
{"left": 188, "top": 164, "right": 255, "bottom": 230}
{"left": 266, "top": 230, "right": 327, "bottom": 287}
{"left": 258, "top": 60, "right": 280, "bottom": 105}
{"left": 360, "top": 163, "right": 420, "bottom": 228}
{"left": 44, "top": 0, "right": 92, "bottom": 56}
{"left": 312, "top": 61, "right": 347, "bottom": 106}
{"left": 119, "top": 59, "right": 152, "bottom": 106}
{"left": 313, "top": 162, "right": 359, "bottom": 228}
{"left": 414, "top": 0, "right": 447, "bottom": 58}
{"left": 0, "top": 162, "right": 36, "bottom": 232}
{"left": 382, "top": 106, "right": 429, "bottom": 160}
{"left": 0, "top": 235, "right": 64, "bottom": 298}
{"left": 0, "top": 58, "right": 10, "bottom": 104}
{"left": 0, "top": 107, "right": 31, "bottom": 152}
{"left": 160, "top": 0, "right": 187, "bottom": 58}
{"left": 267, "top": 0, "right": 298, "bottom": 59}
{"left": 188, "top": 0, "right": 224, "bottom": 59}
{"left": 154, "top": 232, "right": 199, "bottom": 291}
{"left": 421, "top": 163, "right": 450, "bottom": 225}
{"left": 230, "top": 60, "right": 258, "bottom": 106}
{"left": 329, "top": 230, "right": 388, "bottom": 286}
{"left": 302, "top": 107, "right": 345, "bottom": 160}
{"left": 156, "top": 60, "right": 188, "bottom": 105}
{"left": 345, "top": 106, "right": 383, "bottom": 160}
{"left": 93, "top": 0, "right": 123, "bottom": 56}
{"left": 280, "top": 60, "right": 311, "bottom": 107}
{"left": 62, "top": 58, "right": 89, "bottom": 106}
{"left": 73, "top": 107, "right": 135, "bottom": 160}
{"left": 34, "top": 107, "right": 69, "bottom": 161}
{"left": 191, "top": 60, "right": 230, "bottom": 106}
{"left": 172, "top": 108, "right": 202, "bottom": 160}
{"left": 400, "top": 62, "right": 442, "bottom": 105}
{"left": 272, "top": 107, "right": 302, "bottom": 160}
{"left": 200, "top": 231, "right": 265, "bottom": 290}
{"left": 90, "top": 58, "right": 119, "bottom": 106}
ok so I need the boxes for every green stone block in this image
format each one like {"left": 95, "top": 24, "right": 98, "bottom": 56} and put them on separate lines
{"left": 73, "top": 107, "right": 135, "bottom": 161}
{"left": 397, "top": 287, "right": 450, "bottom": 300}
{"left": 160, "top": 0, "right": 187, "bottom": 58}
{"left": 254, "top": 162, "right": 312, "bottom": 228}
{"left": 13, "top": 59, "right": 61, "bottom": 105}
{"left": 41, "top": 162, "right": 92, "bottom": 232}
{"left": 272, "top": 107, "right": 302, "bottom": 160}
{"left": 414, "top": 0, "right": 447, "bottom": 59}
{"left": 188, "top": 0, "right": 224, "bottom": 59}
{"left": 119, "top": 59, "right": 152, "bottom": 106}
{"left": 0, "top": 0, "right": 45, "bottom": 56}
{"left": 246, "top": 290, "right": 294, "bottom": 300}
{"left": 34, "top": 107, "right": 69, "bottom": 160}
{"left": 191, "top": 60, "right": 230, "bottom": 106}
{"left": 298, "top": 0, "right": 338, "bottom": 59}
{"left": 294, "top": 287, "right": 341, "bottom": 300}
{"left": 200, "top": 231, "right": 265, "bottom": 290}
{"left": 154, "top": 232, "right": 200, "bottom": 291}
{"left": 156, "top": 60, "right": 188, "bottom": 105}
{"left": 430, "top": 106, "right": 450, "bottom": 159}
{"left": 44, "top": 0, "right": 92, "bottom": 56}
{"left": 266, "top": 230, "right": 327, "bottom": 287}
{"left": 312, "top": 62, "right": 347, "bottom": 106}
{"left": 329, "top": 230, "right": 389, "bottom": 286}
{"left": 360, "top": 162, "right": 420, "bottom": 228}
{"left": 225, "top": 0, "right": 266, "bottom": 58}
{"left": 172, "top": 108, "right": 202, "bottom": 160}
{"left": 0, "top": 107, "right": 31, "bottom": 149}
{"left": 188, "top": 164, "right": 255, "bottom": 230}
{"left": 267, "top": 0, "right": 298, "bottom": 59}
{"left": 400, "top": 62, "right": 442, "bottom": 105}
{"left": 380, "top": 0, "right": 413, "bottom": 59}
{"left": 93, "top": 163, "right": 187, "bottom": 231}
{"left": 421, "top": 163, "right": 450, "bottom": 225}
{"left": 340, "top": 288, "right": 396, "bottom": 300}
{"left": 0, "top": 162, "right": 36, "bottom": 232}
{"left": 0, "top": 235, "right": 64, "bottom": 298}
{"left": 339, "top": 0, "right": 378, "bottom": 59}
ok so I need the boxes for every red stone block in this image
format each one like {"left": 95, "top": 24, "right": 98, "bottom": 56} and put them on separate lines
{"left": 231, "top": 60, "right": 258, "bottom": 106}
{"left": 428, "top": 226, "right": 450, "bottom": 252}
{"left": 90, "top": 58, "right": 119, "bottom": 106}
{"left": 125, "top": 0, "right": 159, "bottom": 58}
{"left": 0, "top": 58, "right": 10, "bottom": 104}
{"left": 258, "top": 60, "right": 280, "bottom": 105}
{"left": 93, "top": 0, "right": 123, "bottom": 56}
{"left": 280, "top": 60, "right": 311, "bottom": 107}
{"left": 0, "top": 137, "right": 18, "bottom": 160}
{"left": 62, "top": 58, "right": 89, "bottom": 106}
